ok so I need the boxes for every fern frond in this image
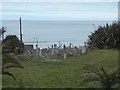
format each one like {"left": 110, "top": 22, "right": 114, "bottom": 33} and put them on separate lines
{"left": 2, "top": 70, "right": 16, "bottom": 80}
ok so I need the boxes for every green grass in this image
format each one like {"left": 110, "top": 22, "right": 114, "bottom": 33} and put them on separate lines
{"left": 2, "top": 49, "right": 118, "bottom": 88}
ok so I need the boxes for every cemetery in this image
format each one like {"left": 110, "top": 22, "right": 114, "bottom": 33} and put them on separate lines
{"left": 1, "top": 21, "right": 120, "bottom": 89}
{"left": 2, "top": 49, "right": 118, "bottom": 88}
{"left": 1, "top": 5, "right": 119, "bottom": 88}
{"left": 1, "top": 20, "right": 120, "bottom": 89}
{"left": 23, "top": 43, "right": 88, "bottom": 61}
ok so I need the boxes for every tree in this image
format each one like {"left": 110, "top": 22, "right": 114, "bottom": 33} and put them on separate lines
{"left": 2, "top": 54, "right": 23, "bottom": 80}
{"left": 2, "top": 35, "right": 24, "bottom": 80}
{"left": 88, "top": 21, "right": 120, "bottom": 49}
{"left": 81, "top": 65, "right": 120, "bottom": 90}
{"left": 2, "top": 35, "right": 24, "bottom": 54}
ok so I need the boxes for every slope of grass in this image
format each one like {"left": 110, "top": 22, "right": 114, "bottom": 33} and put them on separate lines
{"left": 2, "top": 49, "right": 118, "bottom": 88}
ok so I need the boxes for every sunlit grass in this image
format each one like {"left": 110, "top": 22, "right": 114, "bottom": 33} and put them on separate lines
{"left": 2, "top": 49, "right": 118, "bottom": 88}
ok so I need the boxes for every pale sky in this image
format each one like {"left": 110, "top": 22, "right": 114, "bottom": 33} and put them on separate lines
{"left": 1, "top": 0, "right": 120, "bottom": 2}
{"left": 1, "top": 0, "right": 119, "bottom": 21}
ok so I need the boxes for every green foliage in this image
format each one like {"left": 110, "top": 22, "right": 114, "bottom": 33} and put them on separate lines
{"left": 2, "top": 35, "right": 24, "bottom": 54}
{"left": 2, "top": 35, "right": 24, "bottom": 81}
{"left": 2, "top": 54, "right": 23, "bottom": 80}
{"left": 81, "top": 64, "right": 120, "bottom": 90}
{"left": 88, "top": 21, "right": 120, "bottom": 49}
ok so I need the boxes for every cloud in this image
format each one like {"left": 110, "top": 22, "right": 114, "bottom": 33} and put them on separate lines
{"left": 2, "top": 9, "right": 34, "bottom": 13}
{"left": 1, "top": 1, "right": 118, "bottom": 20}
{"left": 2, "top": 0, "right": 120, "bottom": 2}
{"left": 2, "top": 10, "right": 117, "bottom": 20}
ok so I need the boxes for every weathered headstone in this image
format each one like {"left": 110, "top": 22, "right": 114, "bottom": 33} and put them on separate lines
{"left": 64, "top": 53, "right": 67, "bottom": 59}
{"left": 81, "top": 46, "right": 87, "bottom": 54}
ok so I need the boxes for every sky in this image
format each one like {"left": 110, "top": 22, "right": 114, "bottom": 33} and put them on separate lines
{"left": 1, "top": 0, "right": 119, "bottom": 20}
{"left": 0, "top": 0, "right": 119, "bottom": 48}
{"left": 1, "top": 0, "right": 120, "bottom": 2}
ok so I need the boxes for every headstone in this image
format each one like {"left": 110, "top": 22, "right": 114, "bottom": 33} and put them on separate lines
{"left": 64, "top": 53, "right": 67, "bottom": 59}
{"left": 81, "top": 46, "right": 87, "bottom": 54}
{"left": 39, "top": 50, "right": 42, "bottom": 56}
{"left": 51, "top": 49, "right": 54, "bottom": 55}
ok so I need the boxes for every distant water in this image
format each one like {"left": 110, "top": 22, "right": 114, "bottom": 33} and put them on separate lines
{"left": 2, "top": 20, "right": 113, "bottom": 49}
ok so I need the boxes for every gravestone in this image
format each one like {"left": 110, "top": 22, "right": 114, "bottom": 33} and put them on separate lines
{"left": 81, "top": 46, "right": 87, "bottom": 54}
{"left": 64, "top": 53, "right": 67, "bottom": 59}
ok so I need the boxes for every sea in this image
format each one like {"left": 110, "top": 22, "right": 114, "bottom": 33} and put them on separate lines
{"left": 2, "top": 20, "right": 114, "bottom": 49}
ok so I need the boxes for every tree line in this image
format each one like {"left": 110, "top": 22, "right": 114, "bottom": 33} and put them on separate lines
{"left": 88, "top": 21, "right": 120, "bottom": 49}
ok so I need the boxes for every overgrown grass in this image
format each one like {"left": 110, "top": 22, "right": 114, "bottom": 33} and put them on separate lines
{"left": 2, "top": 49, "right": 118, "bottom": 88}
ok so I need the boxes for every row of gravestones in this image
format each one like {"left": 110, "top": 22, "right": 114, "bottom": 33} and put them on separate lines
{"left": 22, "top": 46, "right": 88, "bottom": 60}
{"left": 63, "top": 46, "right": 87, "bottom": 59}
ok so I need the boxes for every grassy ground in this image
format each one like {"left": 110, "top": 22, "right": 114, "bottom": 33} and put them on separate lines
{"left": 2, "top": 49, "right": 118, "bottom": 88}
